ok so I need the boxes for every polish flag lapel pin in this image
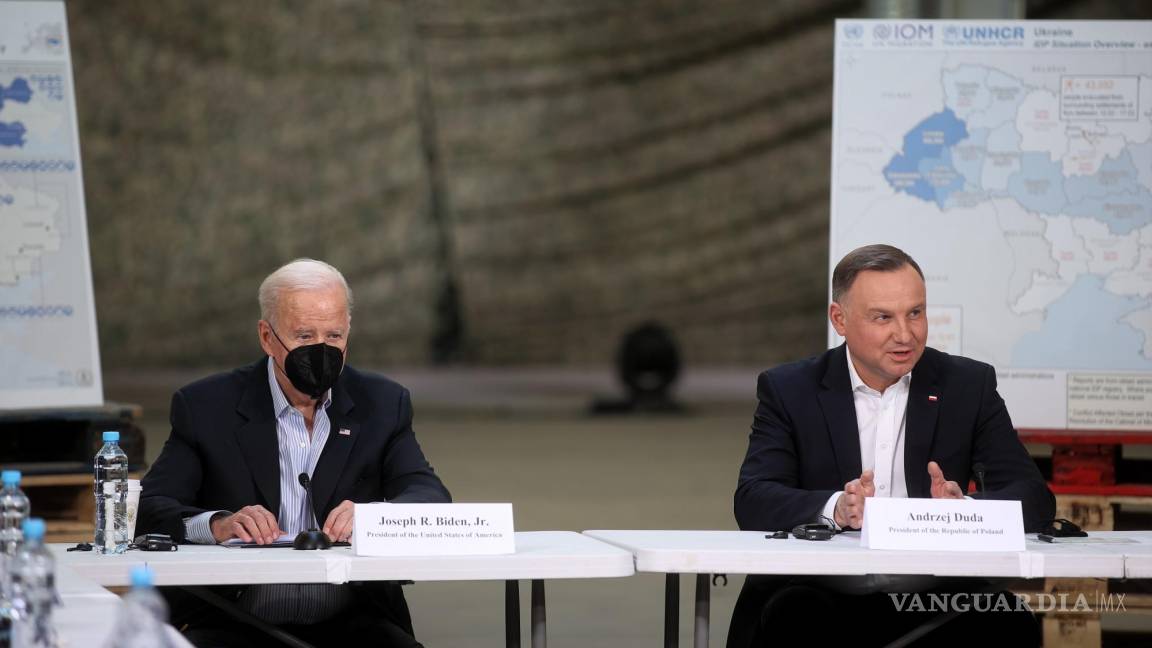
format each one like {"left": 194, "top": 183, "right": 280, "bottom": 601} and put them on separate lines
{"left": 928, "top": 395, "right": 939, "bottom": 402}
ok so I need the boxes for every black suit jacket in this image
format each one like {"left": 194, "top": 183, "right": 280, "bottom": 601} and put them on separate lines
{"left": 140, "top": 358, "right": 450, "bottom": 539}
{"left": 734, "top": 344, "right": 1053, "bottom": 533}
{"left": 727, "top": 346, "right": 1054, "bottom": 648}
{"left": 137, "top": 358, "right": 451, "bottom": 633}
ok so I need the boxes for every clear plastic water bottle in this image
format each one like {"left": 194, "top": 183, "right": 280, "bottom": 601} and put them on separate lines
{"left": 9, "top": 518, "right": 59, "bottom": 648}
{"left": 1, "top": 469, "right": 30, "bottom": 648}
{"left": 0, "top": 598, "right": 10, "bottom": 648}
{"left": 0, "top": 470, "right": 30, "bottom": 557}
{"left": 103, "top": 565, "right": 176, "bottom": 648}
{"left": 93, "top": 430, "right": 129, "bottom": 555}
{"left": 0, "top": 552, "right": 12, "bottom": 648}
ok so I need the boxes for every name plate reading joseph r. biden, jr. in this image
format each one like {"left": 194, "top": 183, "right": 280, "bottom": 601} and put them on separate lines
{"left": 860, "top": 497, "right": 1024, "bottom": 552}
{"left": 352, "top": 503, "right": 515, "bottom": 556}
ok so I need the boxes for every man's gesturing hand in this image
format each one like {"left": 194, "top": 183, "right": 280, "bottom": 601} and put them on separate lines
{"left": 210, "top": 505, "right": 284, "bottom": 544}
{"left": 834, "top": 469, "right": 875, "bottom": 529}
{"left": 928, "top": 461, "right": 964, "bottom": 499}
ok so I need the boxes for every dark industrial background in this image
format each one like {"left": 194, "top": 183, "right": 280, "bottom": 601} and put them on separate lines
{"left": 71, "top": 0, "right": 1149, "bottom": 372}
{"left": 49, "top": 2, "right": 1152, "bottom": 645}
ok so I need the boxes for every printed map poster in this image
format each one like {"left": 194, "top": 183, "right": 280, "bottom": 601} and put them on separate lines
{"left": 831, "top": 21, "right": 1152, "bottom": 429}
{"left": 0, "top": 1, "right": 102, "bottom": 409}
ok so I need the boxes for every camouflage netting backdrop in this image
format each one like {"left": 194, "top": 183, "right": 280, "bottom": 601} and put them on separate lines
{"left": 69, "top": 0, "right": 1148, "bottom": 369}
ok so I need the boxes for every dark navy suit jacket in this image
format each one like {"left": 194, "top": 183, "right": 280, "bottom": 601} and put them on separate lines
{"left": 140, "top": 358, "right": 449, "bottom": 539}
{"left": 137, "top": 358, "right": 450, "bottom": 634}
{"left": 734, "top": 344, "right": 1053, "bottom": 532}
{"left": 727, "top": 345, "right": 1055, "bottom": 648}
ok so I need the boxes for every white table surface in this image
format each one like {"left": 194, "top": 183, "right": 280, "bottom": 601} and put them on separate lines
{"left": 53, "top": 531, "right": 634, "bottom": 586}
{"left": 53, "top": 564, "right": 194, "bottom": 648}
{"left": 1118, "top": 535, "right": 1152, "bottom": 578}
{"left": 583, "top": 530, "right": 1152, "bottom": 579}
{"left": 54, "top": 565, "right": 124, "bottom": 648}
{"left": 348, "top": 530, "right": 635, "bottom": 582}
{"left": 53, "top": 541, "right": 346, "bottom": 586}
{"left": 1044, "top": 531, "right": 1152, "bottom": 579}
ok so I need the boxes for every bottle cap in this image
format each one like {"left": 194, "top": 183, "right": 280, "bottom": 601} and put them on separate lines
{"left": 22, "top": 518, "right": 45, "bottom": 540}
{"left": 130, "top": 565, "right": 154, "bottom": 589}
{"left": 102, "top": 430, "right": 120, "bottom": 442}
{"left": 1, "top": 470, "right": 20, "bottom": 485}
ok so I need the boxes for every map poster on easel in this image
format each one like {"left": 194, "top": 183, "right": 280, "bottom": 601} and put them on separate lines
{"left": 0, "top": 1, "right": 102, "bottom": 409}
{"left": 830, "top": 20, "right": 1151, "bottom": 430}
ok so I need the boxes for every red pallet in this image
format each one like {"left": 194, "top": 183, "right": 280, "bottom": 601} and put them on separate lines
{"left": 1017, "top": 428, "right": 1152, "bottom": 496}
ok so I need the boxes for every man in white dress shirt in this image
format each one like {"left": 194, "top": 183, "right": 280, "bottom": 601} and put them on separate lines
{"left": 728, "top": 244, "right": 1054, "bottom": 647}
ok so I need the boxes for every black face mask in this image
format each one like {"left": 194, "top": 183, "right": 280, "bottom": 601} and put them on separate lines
{"left": 267, "top": 325, "right": 345, "bottom": 399}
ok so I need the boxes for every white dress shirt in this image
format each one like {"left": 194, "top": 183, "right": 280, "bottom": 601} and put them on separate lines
{"left": 183, "top": 358, "right": 332, "bottom": 540}
{"left": 182, "top": 358, "right": 351, "bottom": 623}
{"left": 821, "top": 347, "right": 911, "bottom": 527}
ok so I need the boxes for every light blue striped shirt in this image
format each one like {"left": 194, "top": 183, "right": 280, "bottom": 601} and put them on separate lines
{"left": 268, "top": 356, "right": 332, "bottom": 536}
{"left": 183, "top": 357, "right": 352, "bottom": 623}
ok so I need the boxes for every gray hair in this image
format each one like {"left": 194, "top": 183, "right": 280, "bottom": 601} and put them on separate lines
{"left": 258, "top": 258, "right": 353, "bottom": 325}
{"left": 831, "top": 244, "right": 924, "bottom": 303}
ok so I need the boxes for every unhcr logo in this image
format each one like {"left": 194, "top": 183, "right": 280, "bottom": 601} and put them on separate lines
{"left": 943, "top": 24, "right": 1026, "bottom": 46}
{"left": 961, "top": 25, "right": 1024, "bottom": 40}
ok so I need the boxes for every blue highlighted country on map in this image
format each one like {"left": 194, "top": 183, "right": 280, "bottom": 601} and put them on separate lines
{"left": 1061, "top": 151, "right": 1152, "bottom": 234}
{"left": 0, "top": 78, "right": 32, "bottom": 110}
{"left": 0, "top": 122, "right": 27, "bottom": 147}
{"left": 0, "top": 77, "right": 33, "bottom": 147}
{"left": 883, "top": 109, "right": 969, "bottom": 207}
{"left": 1005, "top": 152, "right": 1067, "bottom": 215}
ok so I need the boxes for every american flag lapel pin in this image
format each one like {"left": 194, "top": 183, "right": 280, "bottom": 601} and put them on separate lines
{"left": 339, "top": 428, "right": 351, "bottom": 436}
{"left": 928, "top": 395, "right": 939, "bottom": 402}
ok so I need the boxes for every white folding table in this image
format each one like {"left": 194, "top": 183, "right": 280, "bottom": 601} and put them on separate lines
{"left": 53, "top": 563, "right": 194, "bottom": 648}
{"left": 1099, "top": 532, "right": 1152, "bottom": 578}
{"left": 585, "top": 529, "right": 1147, "bottom": 648}
{"left": 54, "top": 531, "right": 634, "bottom": 648}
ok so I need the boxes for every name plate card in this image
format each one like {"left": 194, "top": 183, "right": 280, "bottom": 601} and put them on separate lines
{"left": 860, "top": 497, "right": 1024, "bottom": 552}
{"left": 352, "top": 503, "right": 515, "bottom": 556}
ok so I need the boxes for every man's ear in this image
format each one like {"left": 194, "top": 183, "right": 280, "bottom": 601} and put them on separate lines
{"left": 257, "top": 320, "right": 276, "bottom": 357}
{"left": 829, "top": 302, "right": 848, "bottom": 336}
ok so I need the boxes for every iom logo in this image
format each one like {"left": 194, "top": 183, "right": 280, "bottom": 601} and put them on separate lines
{"left": 873, "top": 23, "right": 934, "bottom": 43}
{"left": 843, "top": 24, "right": 864, "bottom": 40}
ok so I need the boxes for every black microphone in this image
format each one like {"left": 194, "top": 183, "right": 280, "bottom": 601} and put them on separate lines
{"left": 293, "top": 472, "right": 332, "bottom": 550}
{"left": 972, "top": 462, "right": 987, "bottom": 495}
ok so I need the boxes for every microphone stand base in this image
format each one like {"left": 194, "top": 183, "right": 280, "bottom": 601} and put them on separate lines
{"left": 293, "top": 530, "right": 332, "bottom": 550}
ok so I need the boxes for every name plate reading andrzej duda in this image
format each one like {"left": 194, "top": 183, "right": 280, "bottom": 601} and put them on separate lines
{"left": 860, "top": 497, "right": 1024, "bottom": 552}
{"left": 352, "top": 503, "right": 515, "bottom": 556}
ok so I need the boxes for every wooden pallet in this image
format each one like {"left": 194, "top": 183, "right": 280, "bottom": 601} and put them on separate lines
{"left": 1017, "top": 429, "right": 1152, "bottom": 648}
{"left": 21, "top": 472, "right": 144, "bottom": 544}
{"left": 1, "top": 401, "right": 148, "bottom": 544}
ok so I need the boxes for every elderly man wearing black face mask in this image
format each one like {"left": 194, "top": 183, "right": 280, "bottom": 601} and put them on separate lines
{"left": 138, "top": 258, "right": 451, "bottom": 648}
